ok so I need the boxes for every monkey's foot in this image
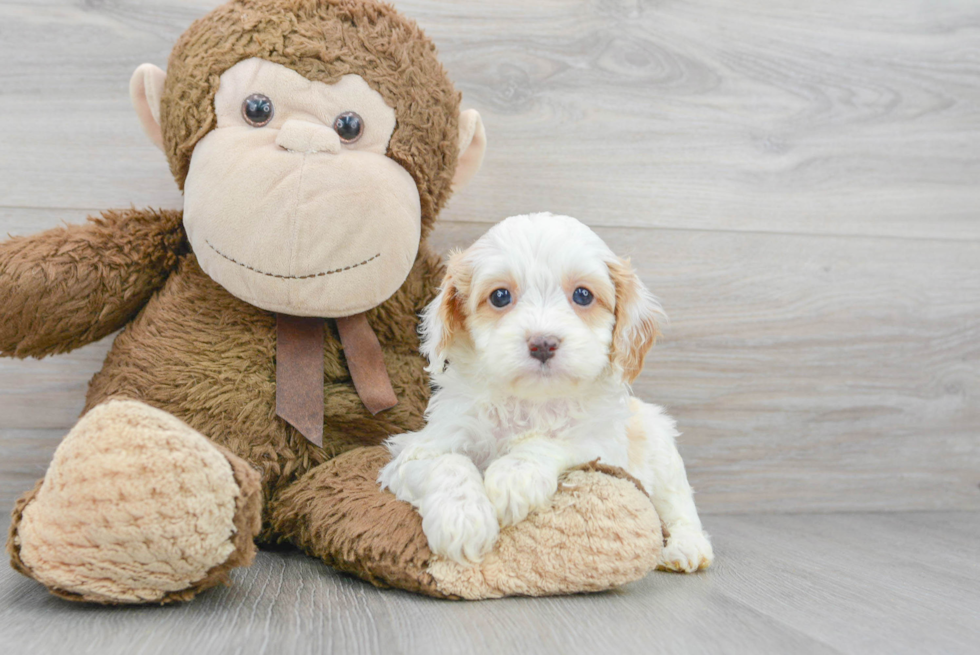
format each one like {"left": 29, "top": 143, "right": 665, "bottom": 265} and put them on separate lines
{"left": 272, "top": 450, "right": 662, "bottom": 599}
{"left": 7, "top": 399, "right": 262, "bottom": 604}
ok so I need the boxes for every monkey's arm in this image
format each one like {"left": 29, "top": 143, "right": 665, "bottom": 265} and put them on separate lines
{"left": 0, "top": 207, "right": 186, "bottom": 358}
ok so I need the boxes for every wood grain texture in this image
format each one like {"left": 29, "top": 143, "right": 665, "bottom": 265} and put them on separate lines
{"left": 1, "top": 2, "right": 979, "bottom": 650}
{"left": 0, "top": 340, "right": 110, "bottom": 429}
{"left": 0, "top": 511, "right": 976, "bottom": 655}
{"left": 0, "top": 2, "right": 978, "bottom": 513}
{"left": 0, "top": 430, "right": 62, "bottom": 506}
{"left": 2, "top": 216, "right": 977, "bottom": 513}
{"left": 0, "top": 0, "right": 978, "bottom": 239}
{"left": 437, "top": 222, "right": 980, "bottom": 512}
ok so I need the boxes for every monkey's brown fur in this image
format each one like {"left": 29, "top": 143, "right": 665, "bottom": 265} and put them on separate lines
{"left": 3, "top": 0, "right": 455, "bottom": 599}
{"left": 3, "top": 0, "right": 661, "bottom": 602}
{"left": 84, "top": 228, "right": 443, "bottom": 518}
{"left": 163, "top": 0, "right": 460, "bottom": 238}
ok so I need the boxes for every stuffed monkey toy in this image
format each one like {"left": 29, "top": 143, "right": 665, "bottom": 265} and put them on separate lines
{"left": 2, "top": 0, "right": 662, "bottom": 603}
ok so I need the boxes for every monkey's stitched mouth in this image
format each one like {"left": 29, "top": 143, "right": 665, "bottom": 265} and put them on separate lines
{"left": 205, "top": 239, "right": 381, "bottom": 280}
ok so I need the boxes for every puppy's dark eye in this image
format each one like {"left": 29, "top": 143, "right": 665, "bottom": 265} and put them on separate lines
{"left": 572, "top": 287, "right": 593, "bottom": 306}
{"left": 333, "top": 111, "right": 364, "bottom": 143}
{"left": 489, "top": 288, "right": 512, "bottom": 308}
{"left": 242, "top": 94, "right": 274, "bottom": 127}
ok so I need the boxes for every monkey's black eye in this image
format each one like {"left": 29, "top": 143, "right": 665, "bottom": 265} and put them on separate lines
{"left": 489, "top": 288, "right": 512, "bottom": 308}
{"left": 242, "top": 94, "right": 274, "bottom": 127}
{"left": 333, "top": 111, "right": 364, "bottom": 143}
{"left": 572, "top": 287, "right": 593, "bottom": 306}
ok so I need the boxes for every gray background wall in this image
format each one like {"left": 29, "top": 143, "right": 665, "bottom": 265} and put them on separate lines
{"left": 1, "top": 0, "right": 978, "bottom": 515}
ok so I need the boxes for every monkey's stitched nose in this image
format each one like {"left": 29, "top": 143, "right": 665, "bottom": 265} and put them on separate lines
{"left": 276, "top": 119, "right": 342, "bottom": 154}
{"left": 528, "top": 335, "right": 561, "bottom": 363}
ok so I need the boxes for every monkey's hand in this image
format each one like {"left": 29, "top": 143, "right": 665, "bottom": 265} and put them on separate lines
{"left": 0, "top": 207, "right": 186, "bottom": 358}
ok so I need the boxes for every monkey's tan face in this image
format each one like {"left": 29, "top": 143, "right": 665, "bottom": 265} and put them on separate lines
{"left": 183, "top": 58, "right": 422, "bottom": 317}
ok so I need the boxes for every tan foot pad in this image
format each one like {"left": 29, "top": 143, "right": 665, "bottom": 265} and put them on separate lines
{"left": 429, "top": 465, "right": 663, "bottom": 599}
{"left": 10, "top": 399, "right": 256, "bottom": 603}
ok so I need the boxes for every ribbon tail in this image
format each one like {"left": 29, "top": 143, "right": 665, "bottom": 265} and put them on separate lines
{"left": 335, "top": 312, "right": 398, "bottom": 415}
{"left": 275, "top": 314, "right": 325, "bottom": 447}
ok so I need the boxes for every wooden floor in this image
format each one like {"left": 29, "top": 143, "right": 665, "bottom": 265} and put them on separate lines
{"left": 1, "top": 511, "right": 977, "bottom": 655}
{"left": 1, "top": 0, "right": 978, "bottom": 653}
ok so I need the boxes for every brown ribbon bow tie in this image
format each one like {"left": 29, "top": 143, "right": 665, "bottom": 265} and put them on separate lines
{"left": 275, "top": 312, "right": 397, "bottom": 447}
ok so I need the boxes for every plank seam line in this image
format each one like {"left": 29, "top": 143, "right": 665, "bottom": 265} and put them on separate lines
{"left": 4, "top": 207, "right": 979, "bottom": 245}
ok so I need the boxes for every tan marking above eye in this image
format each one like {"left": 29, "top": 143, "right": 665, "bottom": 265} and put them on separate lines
{"left": 563, "top": 276, "right": 614, "bottom": 312}
{"left": 473, "top": 277, "right": 518, "bottom": 306}
{"left": 470, "top": 278, "right": 519, "bottom": 320}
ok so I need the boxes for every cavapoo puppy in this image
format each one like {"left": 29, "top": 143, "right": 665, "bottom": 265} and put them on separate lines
{"left": 379, "top": 213, "right": 713, "bottom": 572}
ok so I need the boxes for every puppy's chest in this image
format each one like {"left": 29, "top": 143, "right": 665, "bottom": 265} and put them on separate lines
{"left": 478, "top": 398, "right": 627, "bottom": 452}
{"left": 485, "top": 405, "right": 574, "bottom": 442}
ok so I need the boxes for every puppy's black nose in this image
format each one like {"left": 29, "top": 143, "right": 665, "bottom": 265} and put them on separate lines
{"left": 528, "top": 335, "right": 561, "bottom": 363}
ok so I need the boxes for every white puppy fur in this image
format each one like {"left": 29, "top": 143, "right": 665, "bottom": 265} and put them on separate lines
{"left": 379, "top": 213, "right": 713, "bottom": 572}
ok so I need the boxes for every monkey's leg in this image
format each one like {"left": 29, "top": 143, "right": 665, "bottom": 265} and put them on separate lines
{"left": 7, "top": 399, "right": 262, "bottom": 604}
{"left": 269, "top": 447, "right": 664, "bottom": 599}
{"left": 269, "top": 446, "right": 445, "bottom": 596}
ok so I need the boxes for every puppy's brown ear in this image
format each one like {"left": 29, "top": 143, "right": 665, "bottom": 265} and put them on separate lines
{"left": 420, "top": 251, "right": 470, "bottom": 370}
{"left": 608, "top": 257, "right": 663, "bottom": 383}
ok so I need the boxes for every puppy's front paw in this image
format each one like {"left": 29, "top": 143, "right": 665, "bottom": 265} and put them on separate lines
{"left": 484, "top": 458, "right": 558, "bottom": 527}
{"left": 421, "top": 496, "right": 500, "bottom": 566}
{"left": 658, "top": 527, "right": 714, "bottom": 573}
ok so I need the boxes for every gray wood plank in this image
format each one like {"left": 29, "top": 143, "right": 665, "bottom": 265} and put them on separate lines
{"left": 0, "top": 0, "right": 978, "bottom": 240}
{"left": 2, "top": 216, "right": 978, "bottom": 513}
{"left": 2, "top": 1, "right": 978, "bottom": 651}
{"left": 0, "top": 208, "right": 100, "bottom": 239}
{"left": 0, "top": 429, "right": 62, "bottom": 508}
{"left": 0, "top": 339, "right": 112, "bottom": 429}
{"left": 430, "top": 221, "right": 980, "bottom": 513}
{"left": 706, "top": 512, "right": 980, "bottom": 655}
{"left": 0, "top": 512, "right": 976, "bottom": 655}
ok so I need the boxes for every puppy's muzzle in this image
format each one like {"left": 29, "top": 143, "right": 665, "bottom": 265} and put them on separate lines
{"left": 528, "top": 335, "right": 561, "bottom": 363}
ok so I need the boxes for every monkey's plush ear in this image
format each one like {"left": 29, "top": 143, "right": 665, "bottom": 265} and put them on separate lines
{"left": 129, "top": 64, "right": 167, "bottom": 152}
{"left": 452, "top": 109, "right": 486, "bottom": 192}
